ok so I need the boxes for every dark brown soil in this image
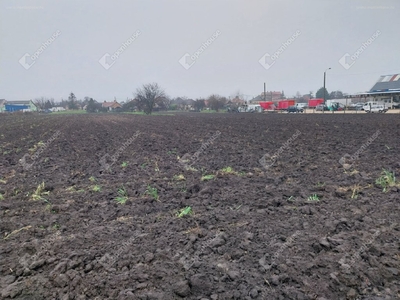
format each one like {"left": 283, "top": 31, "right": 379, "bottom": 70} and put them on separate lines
{"left": 0, "top": 112, "right": 399, "bottom": 300}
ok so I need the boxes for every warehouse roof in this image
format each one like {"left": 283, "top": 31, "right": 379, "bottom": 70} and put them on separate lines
{"left": 369, "top": 74, "right": 400, "bottom": 92}
{"left": 6, "top": 100, "right": 34, "bottom": 105}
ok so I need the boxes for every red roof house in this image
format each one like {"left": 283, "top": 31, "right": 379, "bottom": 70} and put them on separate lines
{"left": 102, "top": 100, "right": 122, "bottom": 111}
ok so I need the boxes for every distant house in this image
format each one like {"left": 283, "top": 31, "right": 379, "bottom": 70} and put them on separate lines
{"left": 249, "top": 91, "right": 284, "bottom": 104}
{"left": 102, "top": 100, "right": 122, "bottom": 111}
{"left": 230, "top": 96, "right": 245, "bottom": 106}
{"left": 0, "top": 99, "right": 6, "bottom": 113}
{"left": 170, "top": 97, "right": 195, "bottom": 110}
{"left": 248, "top": 95, "right": 264, "bottom": 104}
{"left": 262, "top": 91, "right": 284, "bottom": 101}
{"left": 5, "top": 100, "right": 37, "bottom": 112}
{"left": 184, "top": 99, "right": 195, "bottom": 110}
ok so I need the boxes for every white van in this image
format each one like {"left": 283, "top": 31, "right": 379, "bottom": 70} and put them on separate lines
{"left": 247, "top": 104, "right": 263, "bottom": 113}
{"left": 363, "top": 101, "right": 384, "bottom": 111}
{"left": 365, "top": 104, "right": 388, "bottom": 113}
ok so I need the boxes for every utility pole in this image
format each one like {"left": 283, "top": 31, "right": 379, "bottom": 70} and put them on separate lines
{"left": 323, "top": 67, "right": 331, "bottom": 113}
{"left": 264, "top": 82, "right": 266, "bottom": 101}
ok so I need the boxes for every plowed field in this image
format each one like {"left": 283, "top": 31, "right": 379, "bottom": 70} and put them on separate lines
{"left": 1, "top": 113, "right": 399, "bottom": 300}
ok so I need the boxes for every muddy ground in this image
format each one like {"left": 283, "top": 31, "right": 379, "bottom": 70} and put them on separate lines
{"left": 0, "top": 112, "right": 399, "bottom": 300}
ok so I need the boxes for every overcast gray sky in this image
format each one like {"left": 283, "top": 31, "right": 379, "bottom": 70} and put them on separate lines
{"left": 1, "top": 0, "right": 398, "bottom": 102}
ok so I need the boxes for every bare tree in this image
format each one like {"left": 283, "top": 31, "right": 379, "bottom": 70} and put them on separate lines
{"left": 193, "top": 98, "right": 206, "bottom": 111}
{"left": 44, "top": 99, "right": 52, "bottom": 109}
{"left": 157, "top": 96, "right": 171, "bottom": 111}
{"left": 34, "top": 97, "right": 48, "bottom": 110}
{"left": 86, "top": 98, "right": 102, "bottom": 113}
{"left": 59, "top": 99, "right": 69, "bottom": 108}
{"left": 135, "top": 83, "right": 166, "bottom": 115}
{"left": 122, "top": 99, "right": 137, "bottom": 112}
{"left": 329, "top": 90, "right": 344, "bottom": 99}
{"left": 230, "top": 90, "right": 243, "bottom": 100}
{"left": 34, "top": 97, "right": 56, "bottom": 110}
{"left": 207, "top": 94, "right": 227, "bottom": 112}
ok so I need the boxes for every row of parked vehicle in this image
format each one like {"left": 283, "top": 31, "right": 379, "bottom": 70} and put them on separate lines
{"left": 285, "top": 102, "right": 339, "bottom": 113}
{"left": 285, "top": 104, "right": 326, "bottom": 113}
{"left": 345, "top": 102, "right": 389, "bottom": 113}
{"left": 286, "top": 101, "right": 389, "bottom": 113}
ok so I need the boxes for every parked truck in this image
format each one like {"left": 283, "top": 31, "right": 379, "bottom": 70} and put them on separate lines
{"left": 259, "top": 101, "right": 275, "bottom": 110}
{"left": 277, "top": 100, "right": 295, "bottom": 111}
{"left": 308, "top": 98, "right": 324, "bottom": 108}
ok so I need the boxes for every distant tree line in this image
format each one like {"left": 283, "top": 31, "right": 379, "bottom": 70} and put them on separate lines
{"left": 34, "top": 84, "right": 348, "bottom": 114}
{"left": 34, "top": 93, "right": 89, "bottom": 110}
{"left": 315, "top": 88, "right": 346, "bottom": 100}
{"left": 293, "top": 89, "right": 347, "bottom": 102}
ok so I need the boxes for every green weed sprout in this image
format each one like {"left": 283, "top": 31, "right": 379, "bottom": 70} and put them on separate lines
{"left": 201, "top": 174, "right": 215, "bottom": 181}
{"left": 177, "top": 206, "right": 193, "bottom": 218}
{"left": 145, "top": 185, "right": 159, "bottom": 201}
{"left": 307, "top": 194, "right": 319, "bottom": 202}
{"left": 220, "top": 166, "right": 236, "bottom": 175}
{"left": 92, "top": 185, "right": 101, "bottom": 192}
{"left": 32, "top": 182, "right": 50, "bottom": 201}
{"left": 173, "top": 174, "right": 186, "bottom": 181}
{"left": 115, "top": 186, "right": 128, "bottom": 204}
{"left": 376, "top": 169, "right": 397, "bottom": 192}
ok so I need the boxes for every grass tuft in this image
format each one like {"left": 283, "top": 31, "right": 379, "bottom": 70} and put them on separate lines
{"left": 307, "top": 194, "right": 319, "bottom": 202}
{"left": 219, "top": 166, "right": 237, "bottom": 175}
{"left": 376, "top": 169, "right": 398, "bottom": 192}
{"left": 173, "top": 174, "right": 186, "bottom": 181}
{"left": 177, "top": 206, "right": 193, "bottom": 218}
{"left": 351, "top": 184, "right": 361, "bottom": 199}
{"left": 32, "top": 182, "right": 50, "bottom": 201}
{"left": 145, "top": 185, "right": 159, "bottom": 201}
{"left": 201, "top": 174, "right": 215, "bottom": 181}
{"left": 115, "top": 186, "right": 128, "bottom": 204}
{"left": 91, "top": 185, "right": 101, "bottom": 192}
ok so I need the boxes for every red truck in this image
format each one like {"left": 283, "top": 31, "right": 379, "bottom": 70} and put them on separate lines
{"left": 259, "top": 101, "right": 275, "bottom": 110}
{"left": 308, "top": 98, "right": 324, "bottom": 108}
{"left": 277, "top": 99, "right": 295, "bottom": 110}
